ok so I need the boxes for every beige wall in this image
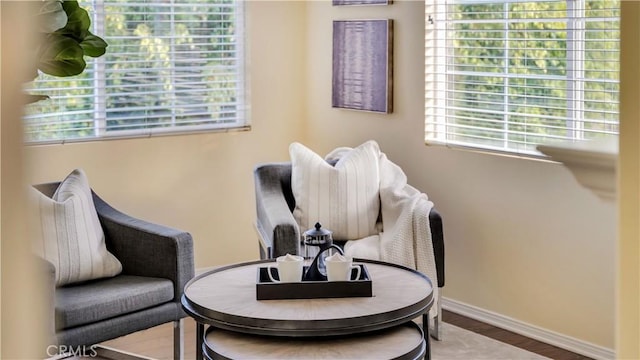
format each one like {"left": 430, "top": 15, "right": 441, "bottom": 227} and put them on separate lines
{"left": 9, "top": 0, "right": 632, "bottom": 356}
{"left": 617, "top": 2, "right": 640, "bottom": 358}
{"left": 304, "top": 0, "right": 616, "bottom": 350}
{"left": 2, "top": 2, "right": 49, "bottom": 357}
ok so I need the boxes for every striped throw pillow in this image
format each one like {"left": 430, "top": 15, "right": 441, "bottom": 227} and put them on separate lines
{"left": 290, "top": 141, "right": 381, "bottom": 240}
{"left": 30, "top": 169, "right": 122, "bottom": 286}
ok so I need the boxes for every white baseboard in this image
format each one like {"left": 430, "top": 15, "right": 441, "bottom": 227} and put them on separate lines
{"left": 442, "top": 297, "right": 615, "bottom": 360}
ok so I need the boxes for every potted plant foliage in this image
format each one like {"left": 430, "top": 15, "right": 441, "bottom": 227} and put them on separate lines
{"left": 31, "top": 0, "right": 107, "bottom": 101}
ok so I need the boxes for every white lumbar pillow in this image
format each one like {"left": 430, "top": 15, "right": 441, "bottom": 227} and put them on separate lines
{"left": 290, "top": 140, "right": 381, "bottom": 240}
{"left": 31, "top": 169, "right": 122, "bottom": 286}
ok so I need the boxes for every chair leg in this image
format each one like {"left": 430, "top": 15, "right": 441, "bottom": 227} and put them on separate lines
{"left": 173, "top": 318, "right": 184, "bottom": 360}
{"left": 431, "top": 291, "right": 443, "bottom": 341}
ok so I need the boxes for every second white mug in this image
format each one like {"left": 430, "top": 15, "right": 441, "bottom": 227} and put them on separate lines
{"left": 326, "top": 255, "right": 361, "bottom": 281}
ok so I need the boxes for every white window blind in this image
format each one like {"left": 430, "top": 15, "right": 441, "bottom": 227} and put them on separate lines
{"left": 425, "top": 0, "right": 619, "bottom": 157}
{"left": 24, "top": 0, "right": 246, "bottom": 144}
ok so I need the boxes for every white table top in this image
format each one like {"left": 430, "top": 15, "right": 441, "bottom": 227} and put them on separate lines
{"left": 182, "top": 259, "right": 434, "bottom": 336}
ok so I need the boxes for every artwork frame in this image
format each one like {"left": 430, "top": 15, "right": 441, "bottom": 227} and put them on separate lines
{"left": 332, "top": 0, "right": 391, "bottom": 6}
{"left": 332, "top": 19, "right": 393, "bottom": 114}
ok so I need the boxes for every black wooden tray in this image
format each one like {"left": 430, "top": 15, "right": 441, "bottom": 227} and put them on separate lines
{"left": 256, "top": 264, "right": 372, "bottom": 300}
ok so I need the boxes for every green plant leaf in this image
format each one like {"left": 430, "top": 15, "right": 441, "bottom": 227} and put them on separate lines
{"left": 38, "top": 0, "right": 67, "bottom": 33}
{"left": 80, "top": 33, "right": 108, "bottom": 57}
{"left": 59, "top": 1, "right": 91, "bottom": 41}
{"left": 25, "top": 94, "right": 50, "bottom": 104}
{"left": 31, "top": 0, "right": 108, "bottom": 80}
{"left": 37, "top": 35, "right": 86, "bottom": 77}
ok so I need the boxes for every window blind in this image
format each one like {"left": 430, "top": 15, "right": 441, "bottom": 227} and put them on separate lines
{"left": 24, "top": 0, "right": 246, "bottom": 144}
{"left": 425, "top": 0, "right": 619, "bottom": 157}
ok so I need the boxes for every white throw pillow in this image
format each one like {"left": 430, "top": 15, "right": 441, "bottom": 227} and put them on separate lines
{"left": 290, "top": 141, "right": 381, "bottom": 240}
{"left": 30, "top": 169, "right": 122, "bottom": 286}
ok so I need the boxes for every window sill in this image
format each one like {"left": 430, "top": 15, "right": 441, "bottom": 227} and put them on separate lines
{"left": 537, "top": 139, "right": 617, "bottom": 202}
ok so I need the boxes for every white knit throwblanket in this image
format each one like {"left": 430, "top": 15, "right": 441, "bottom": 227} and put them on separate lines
{"left": 326, "top": 146, "right": 439, "bottom": 319}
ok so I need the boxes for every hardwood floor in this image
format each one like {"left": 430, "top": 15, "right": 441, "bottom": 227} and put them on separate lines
{"left": 442, "top": 310, "right": 593, "bottom": 360}
{"left": 100, "top": 311, "right": 593, "bottom": 360}
{"left": 101, "top": 319, "right": 197, "bottom": 360}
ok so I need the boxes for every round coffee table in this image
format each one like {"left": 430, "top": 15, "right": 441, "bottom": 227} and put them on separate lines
{"left": 182, "top": 259, "right": 434, "bottom": 360}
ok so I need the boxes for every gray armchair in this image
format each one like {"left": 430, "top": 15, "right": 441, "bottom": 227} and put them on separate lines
{"left": 253, "top": 162, "right": 445, "bottom": 339}
{"left": 34, "top": 182, "right": 194, "bottom": 359}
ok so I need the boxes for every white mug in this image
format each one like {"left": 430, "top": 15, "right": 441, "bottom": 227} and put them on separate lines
{"left": 326, "top": 254, "right": 361, "bottom": 281}
{"left": 268, "top": 254, "right": 304, "bottom": 283}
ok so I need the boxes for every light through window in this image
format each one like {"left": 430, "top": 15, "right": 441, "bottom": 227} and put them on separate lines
{"left": 425, "top": 0, "right": 619, "bottom": 157}
{"left": 24, "top": 0, "right": 246, "bottom": 144}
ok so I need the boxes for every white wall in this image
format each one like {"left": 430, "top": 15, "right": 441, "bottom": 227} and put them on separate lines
{"left": 304, "top": 0, "right": 616, "bottom": 351}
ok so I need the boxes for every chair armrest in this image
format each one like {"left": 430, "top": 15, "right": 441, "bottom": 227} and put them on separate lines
{"left": 92, "top": 192, "right": 195, "bottom": 301}
{"left": 35, "top": 257, "right": 57, "bottom": 340}
{"left": 429, "top": 208, "right": 445, "bottom": 288}
{"left": 254, "top": 164, "right": 300, "bottom": 257}
{"left": 37, "top": 256, "right": 56, "bottom": 289}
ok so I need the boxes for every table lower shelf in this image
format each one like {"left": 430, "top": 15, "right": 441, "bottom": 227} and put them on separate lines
{"left": 203, "top": 321, "right": 427, "bottom": 360}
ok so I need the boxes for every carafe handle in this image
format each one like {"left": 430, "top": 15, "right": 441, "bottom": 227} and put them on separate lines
{"left": 302, "top": 244, "right": 344, "bottom": 281}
